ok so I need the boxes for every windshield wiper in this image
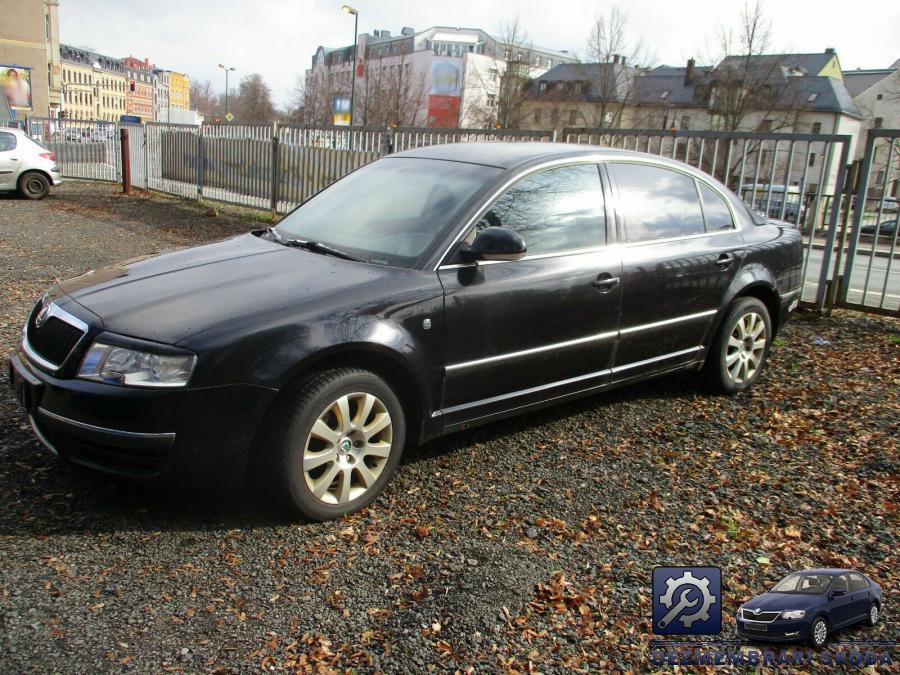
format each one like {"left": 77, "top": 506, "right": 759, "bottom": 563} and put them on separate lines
{"left": 282, "top": 238, "right": 362, "bottom": 262}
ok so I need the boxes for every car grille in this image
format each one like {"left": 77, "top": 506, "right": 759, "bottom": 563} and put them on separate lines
{"left": 742, "top": 609, "right": 781, "bottom": 622}
{"left": 25, "top": 301, "right": 87, "bottom": 368}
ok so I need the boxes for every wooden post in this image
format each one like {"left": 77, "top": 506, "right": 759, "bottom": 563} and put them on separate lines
{"left": 119, "top": 127, "right": 131, "bottom": 195}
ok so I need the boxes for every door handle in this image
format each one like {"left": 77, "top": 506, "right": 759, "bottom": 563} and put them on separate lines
{"left": 716, "top": 253, "right": 735, "bottom": 269}
{"left": 593, "top": 275, "right": 620, "bottom": 293}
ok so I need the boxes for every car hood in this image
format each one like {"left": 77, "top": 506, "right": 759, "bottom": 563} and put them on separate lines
{"left": 56, "top": 233, "right": 407, "bottom": 346}
{"left": 743, "top": 592, "right": 824, "bottom": 612}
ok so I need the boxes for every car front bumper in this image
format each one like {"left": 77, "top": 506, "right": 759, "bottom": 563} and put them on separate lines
{"left": 736, "top": 617, "right": 810, "bottom": 643}
{"left": 8, "top": 347, "right": 277, "bottom": 488}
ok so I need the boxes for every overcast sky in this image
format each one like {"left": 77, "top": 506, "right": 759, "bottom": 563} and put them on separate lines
{"left": 59, "top": 0, "right": 899, "bottom": 108}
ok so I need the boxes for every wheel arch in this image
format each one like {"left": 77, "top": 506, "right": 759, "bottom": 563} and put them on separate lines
{"left": 17, "top": 168, "right": 53, "bottom": 186}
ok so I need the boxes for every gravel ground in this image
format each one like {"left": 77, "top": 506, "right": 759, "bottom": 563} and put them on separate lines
{"left": 1, "top": 182, "right": 897, "bottom": 673}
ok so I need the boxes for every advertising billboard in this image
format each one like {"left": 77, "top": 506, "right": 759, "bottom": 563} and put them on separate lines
{"left": 333, "top": 96, "right": 351, "bottom": 126}
{"left": 1, "top": 65, "right": 33, "bottom": 111}
{"left": 427, "top": 60, "right": 462, "bottom": 128}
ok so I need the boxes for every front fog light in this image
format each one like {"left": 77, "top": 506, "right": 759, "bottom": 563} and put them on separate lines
{"left": 78, "top": 342, "right": 196, "bottom": 387}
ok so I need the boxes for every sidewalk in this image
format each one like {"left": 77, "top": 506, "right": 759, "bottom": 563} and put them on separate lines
{"left": 809, "top": 236, "right": 897, "bottom": 259}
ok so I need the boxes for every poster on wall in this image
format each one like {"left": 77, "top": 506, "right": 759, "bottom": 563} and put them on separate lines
{"left": 427, "top": 60, "right": 462, "bottom": 128}
{"left": 333, "top": 96, "right": 351, "bottom": 126}
{"left": 1, "top": 65, "right": 33, "bottom": 111}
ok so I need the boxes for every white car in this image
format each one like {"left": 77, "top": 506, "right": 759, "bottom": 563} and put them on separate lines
{"left": 0, "top": 127, "right": 62, "bottom": 199}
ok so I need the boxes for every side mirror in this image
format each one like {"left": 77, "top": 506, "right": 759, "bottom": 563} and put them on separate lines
{"left": 832, "top": 587, "right": 847, "bottom": 596}
{"left": 459, "top": 226, "right": 526, "bottom": 262}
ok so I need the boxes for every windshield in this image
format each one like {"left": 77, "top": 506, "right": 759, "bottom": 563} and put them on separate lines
{"left": 769, "top": 573, "right": 833, "bottom": 594}
{"left": 275, "top": 157, "right": 501, "bottom": 268}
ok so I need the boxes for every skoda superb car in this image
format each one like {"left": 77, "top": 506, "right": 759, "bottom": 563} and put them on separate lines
{"left": 737, "top": 569, "right": 883, "bottom": 647}
{"left": 9, "top": 143, "right": 802, "bottom": 520}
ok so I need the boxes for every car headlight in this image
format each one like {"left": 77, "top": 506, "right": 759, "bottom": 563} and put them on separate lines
{"left": 78, "top": 342, "right": 196, "bottom": 388}
{"left": 780, "top": 610, "right": 806, "bottom": 620}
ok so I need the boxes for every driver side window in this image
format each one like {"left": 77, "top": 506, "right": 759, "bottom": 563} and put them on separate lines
{"left": 473, "top": 163, "right": 606, "bottom": 256}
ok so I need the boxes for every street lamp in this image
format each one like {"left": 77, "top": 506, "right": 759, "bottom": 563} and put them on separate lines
{"left": 341, "top": 5, "right": 358, "bottom": 126}
{"left": 218, "top": 63, "right": 236, "bottom": 122}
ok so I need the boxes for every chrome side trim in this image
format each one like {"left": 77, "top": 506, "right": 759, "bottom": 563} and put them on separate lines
{"left": 619, "top": 309, "right": 717, "bottom": 335}
{"left": 22, "top": 302, "right": 90, "bottom": 372}
{"left": 439, "top": 244, "right": 613, "bottom": 270}
{"left": 37, "top": 408, "right": 176, "bottom": 442}
{"left": 29, "top": 415, "right": 59, "bottom": 456}
{"left": 610, "top": 346, "right": 703, "bottom": 374}
{"left": 445, "top": 330, "right": 618, "bottom": 372}
{"left": 437, "top": 366, "right": 613, "bottom": 417}
{"left": 445, "top": 310, "right": 716, "bottom": 373}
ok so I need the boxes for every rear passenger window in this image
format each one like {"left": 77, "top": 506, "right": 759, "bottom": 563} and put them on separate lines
{"left": 482, "top": 164, "right": 606, "bottom": 255}
{"left": 849, "top": 573, "right": 869, "bottom": 591}
{"left": 611, "top": 163, "right": 705, "bottom": 242}
{"left": 699, "top": 182, "right": 735, "bottom": 231}
{"left": 0, "top": 132, "right": 17, "bottom": 152}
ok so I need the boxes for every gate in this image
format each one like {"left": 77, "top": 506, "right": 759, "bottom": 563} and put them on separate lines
{"left": 839, "top": 129, "right": 899, "bottom": 314}
{"left": 27, "top": 117, "right": 119, "bottom": 182}
{"left": 563, "top": 127, "right": 856, "bottom": 312}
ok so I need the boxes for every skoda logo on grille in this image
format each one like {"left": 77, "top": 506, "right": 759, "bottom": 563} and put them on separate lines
{"left": 754, "top": 608, "right": 762, "bottom": 615}
{"left": 35, "top": 302, "right": 51, "bottom": 328}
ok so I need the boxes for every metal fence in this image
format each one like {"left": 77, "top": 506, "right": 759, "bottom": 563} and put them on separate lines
{"left": 13, "top": 117, "right": 898, "bottom": 315}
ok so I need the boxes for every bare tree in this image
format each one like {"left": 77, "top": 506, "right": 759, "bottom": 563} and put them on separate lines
{"left": 189, "top": 79, "right": 220, "bottom": 120}
{"left": 231, "top": 73, "right": 276, "bottom": 124}
{"left": 356, "top": 52, "right": 426, "bottom": 127}
{"left": 579, "top": 8, "right": 655, "bottom": 128}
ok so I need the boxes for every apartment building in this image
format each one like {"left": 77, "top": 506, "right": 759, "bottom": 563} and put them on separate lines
{"left": 307, "top": 25, "right": 576, "bottom": 128}
{"left": 152, "top": 69, "right": 169, "bottom": 122}
{"left": 168, "top": 71, "right": 190, "bottom": 110}
{"left": 60, "top": 44, "right": 127, "bottom": 121}
{"left": 122, "top": 56, "right": 154, "bottom": 121}
{"left": 0, "top": 0, "right": 62, "bottom": 117}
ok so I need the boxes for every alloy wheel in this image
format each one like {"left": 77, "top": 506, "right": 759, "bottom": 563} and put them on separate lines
{"left": 725, "top": 311, "right": 767, "bottom": 384}
{"left": 813, "top": 619, "right": 827, "bottom": 646}
{"left": 26, "top": 177, "right": 45, "bottom": 195}
{"left": 302, "top": 392, "right": 393, "bottom": 505}
{"left": 871, "top": 604, "right": 879, "bottom": 624}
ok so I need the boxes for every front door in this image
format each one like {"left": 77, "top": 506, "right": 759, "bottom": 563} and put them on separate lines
{"left": 438, "top": 163, "right": 621, "bottom": 429}
{"left": 0, "top": 131, "right": 21, "bottom": 189}
{"left": 606, "top": 161, "right": 745, "bottom": 377}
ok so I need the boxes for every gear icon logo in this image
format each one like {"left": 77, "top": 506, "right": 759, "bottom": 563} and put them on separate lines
{"left": 652, "top": 567, "right": 722, "bottom": 635}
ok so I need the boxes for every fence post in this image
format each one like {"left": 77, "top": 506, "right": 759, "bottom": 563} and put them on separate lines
{"left": 271, "top": 121, "right": 280, "bottom": 215}
{"left": 828, "top": 161, "right": 859, "bottom": 315}
{"left": 119, "top": 127, "right": 131, "bottom": 194}
{"left": 196, "top": 127, "right": 204, "bottom": 203}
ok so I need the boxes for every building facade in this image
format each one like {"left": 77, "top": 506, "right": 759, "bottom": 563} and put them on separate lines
{"left": 122, "top": 56, "right": 154, "bottom": 121}
{"left": 844, "top": 64, "right": 900, "bottom": 197}
{"left": 152, "top": 69, "right": 169, "bottom": 122}
{"left": 60, "top": 44, "right": 127, "bottom": 121}
{"left": 307, "top": 25, "right": 576, "bottom": 128}
{"left": 168, "top": 71, "right": 190, "bottom": 110}
{"left": 0, "top": 0, "right": 62, "bottom": 118}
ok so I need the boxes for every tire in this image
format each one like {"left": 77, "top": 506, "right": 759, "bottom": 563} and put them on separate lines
{"left": 18, "top": 172, "right": 50, "bottom": 200}
{"left": 809, "top": 616, "right": 828, "bottom": 648}
{"left": 866, "top": 602, "right": 880, "bottom": 627}
{"left": 705, "top": 297, "right": 772, "bottom": 394}
{"left": 260, "top": 368, "right": 406, "bottom": 521}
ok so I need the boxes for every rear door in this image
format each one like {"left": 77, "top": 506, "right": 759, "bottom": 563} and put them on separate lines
{"left": 605, "top": 161, "right": 746, "bottom": 378}
{"left": 846, "top": 573, "right": 873, "bottom": 623}
{"left": 0, "top": 131, "right": 20, "bottom": 189}
{"left": 438, "top": 162, "right": 621, "bottom": 428}
{"left": 828, "top": 574, "right": 856, "bottom": 628}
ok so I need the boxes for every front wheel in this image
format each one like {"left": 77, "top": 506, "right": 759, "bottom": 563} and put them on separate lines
{"left": 18, "top": 171, "right": 50, "bottom": 200}
{"left": 261, "top": 368, "right": 406, "bottom": 521}
{"left": 809, "top": 616, "right": 828, "bottom": 648}
{"left": 705, "top": 297, "right": 772, "bottom": 394}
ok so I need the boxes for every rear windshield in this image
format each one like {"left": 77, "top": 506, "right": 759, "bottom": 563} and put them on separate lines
{"left": 24, "top": 135, "right": 50, "bottom": 151}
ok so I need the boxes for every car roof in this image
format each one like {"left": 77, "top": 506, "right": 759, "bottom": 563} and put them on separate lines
{"left": 791, "top": 568, "right": 858, "bottom": 575}
{"left": 390, "top": 141, "right": 668, "bottom": 170}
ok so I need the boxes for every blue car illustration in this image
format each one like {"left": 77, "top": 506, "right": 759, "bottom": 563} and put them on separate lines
{"left": 736, "top": 569, "right": 883, "bottom": 647}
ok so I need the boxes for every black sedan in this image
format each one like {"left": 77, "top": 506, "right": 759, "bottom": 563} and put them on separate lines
{"left": 9, "top": 143, "right": 803, "bottom": 520}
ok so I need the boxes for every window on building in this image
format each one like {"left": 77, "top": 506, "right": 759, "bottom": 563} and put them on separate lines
{"left": 551, "top": 108, "right": 559, "bottom": 126}
{"left": 489, "top": 68, "right": 498, "bottom": 83}
{"left": 874, "top": 117, "right": 884, "bottom": 129}
{"left": 482, "top": 164, "right": 606, "bottom": 254}
{"left": 808, "top": 152, "right": 816, "bottom": 167}
{"left": 610, "top": 163, "right": 706, "bottom": 242}
{"left": 876, "top": 93, "right": 883, "bottom": 101}
{"left": 811, "top": 121, "right": 822, "bottom": 134}
{"left": 487, "top": 93, "right": 496, "bottom": 108}
{"left": 539, "top": 81, "right": 547, "bottom": 93}
{"left": 681, "top": 115, "right": 691, "bottom": 130}
{"left": 569, "top": 109, "right": 578, "bottom": 124}
{"left": 533, "top": 109, "right": 542, "bottom": 124}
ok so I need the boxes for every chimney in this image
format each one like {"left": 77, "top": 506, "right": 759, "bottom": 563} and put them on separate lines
{"left": 684, "top": 58, "right": 695, "bottom": 86}
{"left": 825, "top": 47, "right": 835, "bottom": 54}
{"left": 612, "top": 54, "right": 619, "bottom": 65}
{"left": 621, "top": 56, "right": 626, "bottom": 65}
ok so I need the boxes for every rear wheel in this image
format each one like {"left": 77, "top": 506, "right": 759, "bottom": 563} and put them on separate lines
{"left": 18, "top": 172, "right": 50, "bottom": 200}
{"left": 261, "top": 368, "right": 406, "bottom": 521}
{"left": 867, "top": 602, "right": 880, "bottom": 627}
{"left": 705, "top": 297, "right": 772, "bottom": 394}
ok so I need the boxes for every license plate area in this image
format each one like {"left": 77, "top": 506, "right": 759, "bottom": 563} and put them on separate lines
{"left": 743, "top": 621, "right": 768, "bottom": 631}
